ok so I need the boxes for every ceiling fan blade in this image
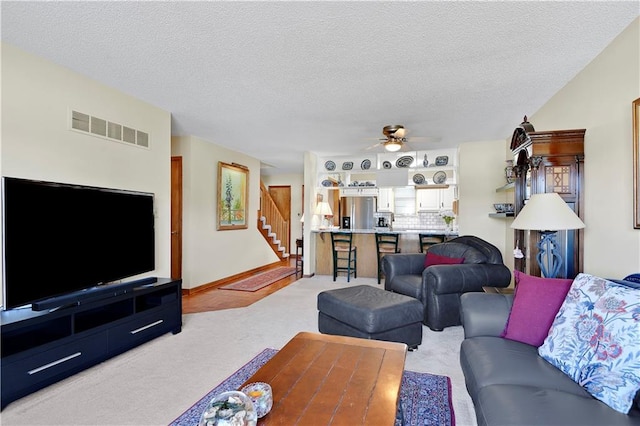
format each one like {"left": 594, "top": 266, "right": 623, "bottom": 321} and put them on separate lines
{"left": 364, "top": 141, "right": 384, "bottom": 151}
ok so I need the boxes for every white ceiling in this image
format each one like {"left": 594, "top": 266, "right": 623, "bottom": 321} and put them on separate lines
{"left": 2, "top": 1, "right": 638, "bottom": 175}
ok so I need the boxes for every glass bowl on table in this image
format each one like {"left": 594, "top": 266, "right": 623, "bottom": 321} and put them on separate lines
{"left": 240, "top": 382, "right": 273, "bottom": 419}
{"left": 199, "top": 391, "right": 257, "bottom": 426}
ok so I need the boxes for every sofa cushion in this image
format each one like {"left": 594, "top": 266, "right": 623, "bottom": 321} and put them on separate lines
{"left": 539, "top": 273, "right": 640, "bottom": 414}
{"left": 389, "top": 274, "right": 424, "bottom": 300}
{"left": 423, "top": 251, "right": 465, "bottom": 269}
{"left": 501, "top": 270, "right": 573, "bottom": 346}
{"left": 460, "top": 336, "right": 592, "bottom": 400}
{"left": 474, "top": 384, "right": 640, "bottom": 426}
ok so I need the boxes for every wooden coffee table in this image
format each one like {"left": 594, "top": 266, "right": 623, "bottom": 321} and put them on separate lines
{"left": 242, "top": 331, "right": 407, "bottom": 425}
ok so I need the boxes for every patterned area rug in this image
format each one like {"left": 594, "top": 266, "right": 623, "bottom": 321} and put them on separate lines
{"left": 219, "top": 267, "right": 297, "bottom": 292}
{"left": 170, "top": 348, "right": 455, "bottom": 426}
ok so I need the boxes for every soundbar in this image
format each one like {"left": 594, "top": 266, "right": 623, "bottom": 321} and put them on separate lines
{"left": 32, "top": 277, "right": 158, "bottom": 311}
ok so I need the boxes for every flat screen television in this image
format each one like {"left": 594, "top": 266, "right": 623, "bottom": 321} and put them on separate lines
{"left": 2, "top": 177, "right": 155, "bottom": 310}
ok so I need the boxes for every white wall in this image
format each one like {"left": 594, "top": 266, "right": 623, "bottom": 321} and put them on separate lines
{"left": 530, "top": 18, "right": 640, "bottom": 278}
{"left": 302, "top": 151, "right": 320, "bottom": 276}
{"left": 172, "top": 135, "right": 279, "bottom": 290}
{"left": 1, "top": 43, "right": 172, "bottom": 305}
{"left": 458, "top": 139, "right": 515, "bottom": 274}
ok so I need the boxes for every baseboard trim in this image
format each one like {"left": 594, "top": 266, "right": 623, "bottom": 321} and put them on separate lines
{"left": 181, "top": 259, "right": 289, "bottom": 296}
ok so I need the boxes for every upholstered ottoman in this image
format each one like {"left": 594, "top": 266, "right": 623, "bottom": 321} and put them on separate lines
{"left": 317, "top": 285, "right": 423, "bottom": 349}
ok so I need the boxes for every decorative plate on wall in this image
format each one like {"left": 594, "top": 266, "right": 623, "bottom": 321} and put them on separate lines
{"left": 361, "top": 159, "right": 371, "bottom": 170}
{"left": 382, "top": 161, "right": 392, "bottom": 169}
{"left": 396, "top": 155, "right": 414, "bottom": 168}
{"left": 435, "top": 156, "right": 449, "bottom": 166}
{"left": 433, "top": 171, "right": 447, "bottom": 184}
{"left": 342, "top": 161, "right": 353, "bottom": 170}
{"left": 412, "top": 173, "right": 425, "bottom": 184}
{"left": 324, "top": 160, "right": 336, "bottom": 171}
{"left": 321, "top": 179, "right": 333, "bottom": 187}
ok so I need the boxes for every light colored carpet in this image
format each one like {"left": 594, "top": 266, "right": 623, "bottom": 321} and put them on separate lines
{"left": 0, "top": 276, "right": 477, "bottom": 426}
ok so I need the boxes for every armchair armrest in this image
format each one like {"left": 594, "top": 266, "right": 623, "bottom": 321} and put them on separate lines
{"left": 460, "top": 292, "right": 513, "bottom": 338}
{"left": 382, "top": 253, "right": 426, "bottom": 291}
{"left": 424, "top": 263, "right": 512, "bottom": 295}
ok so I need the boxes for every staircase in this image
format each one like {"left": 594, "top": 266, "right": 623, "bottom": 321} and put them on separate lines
{"left": 258, "top": 182, "right": 290, "bottom": 260}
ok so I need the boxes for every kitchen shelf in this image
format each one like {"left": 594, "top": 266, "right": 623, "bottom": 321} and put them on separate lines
{"left": 488, "top": 212, "right": 514, "bottom": 218}
{"left": 495, "top": 182, "right": 515, "bottom": 192}
{"left": 414, "top": 184, "right": 450, "bottom": 189}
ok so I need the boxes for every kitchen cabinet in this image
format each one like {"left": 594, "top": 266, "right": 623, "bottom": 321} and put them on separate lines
{"left": 416, "top": 186, "right": 455, "bottom": 212}
{"left": 339, "top": 187, "right": 378, "bottom": 197}
{"left": 377, "top": 188, "right": 394, "bottom": 212}
{"left": 416, "top": 188, "right": 439, "bottom": 211}
{"left": 441, "top": 186, "right": 455, "bottom": 210}
{"left": 393, "top": 186, "right": 416, "bottom": 215}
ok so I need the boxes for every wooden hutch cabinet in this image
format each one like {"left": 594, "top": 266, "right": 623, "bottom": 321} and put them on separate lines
{"left": 511, "top": 121, "right": 586, "bottom": 279}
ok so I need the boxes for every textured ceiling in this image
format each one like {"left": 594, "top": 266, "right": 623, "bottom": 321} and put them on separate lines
{"left": 2, "top": 1, "right": 638, "bottom": 174}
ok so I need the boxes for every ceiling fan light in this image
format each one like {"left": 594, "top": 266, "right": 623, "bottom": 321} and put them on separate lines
{"left": 384, "top": 140, "right": 402, "bottom": 152}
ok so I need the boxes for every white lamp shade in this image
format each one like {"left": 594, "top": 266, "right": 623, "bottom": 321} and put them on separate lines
{"left": 314, "top": 201, "right": 333, "bottom": 216}
{"left": 511, "top": 193, "right": 585, "bottom": 231}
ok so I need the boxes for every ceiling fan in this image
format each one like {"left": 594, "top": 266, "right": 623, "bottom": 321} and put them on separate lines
{"left": 380, "top": 125, "right": 406, "bottom": 152}
{"left": 366, "top": 124, "right": 433, "bottom": 152}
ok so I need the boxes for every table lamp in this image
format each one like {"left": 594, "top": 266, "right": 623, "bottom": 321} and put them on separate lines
{"left": 510, "top": 192, "right": 585, "bottom": 278}
{"left": 314, "top": 201, "right": 333, "bottom": 229}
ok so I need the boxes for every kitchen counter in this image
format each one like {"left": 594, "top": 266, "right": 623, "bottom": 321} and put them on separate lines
{"left": 312, "top": 228, "right": 458, "bottom": 235}
{"left": 313, "top": 229, "right": 458, "bottom": 279}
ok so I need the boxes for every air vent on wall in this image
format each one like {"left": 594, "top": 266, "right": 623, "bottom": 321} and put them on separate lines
{"left": 70, "top": 110, "right": 150, "bottom": 148}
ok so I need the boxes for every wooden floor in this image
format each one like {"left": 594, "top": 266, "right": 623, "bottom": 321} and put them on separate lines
{"left": 182, "top": 257, "right": 301, "bottom": 314}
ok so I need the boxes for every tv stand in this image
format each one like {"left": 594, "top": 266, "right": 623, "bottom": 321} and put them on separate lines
{"left": 32, "top": 276, "right": 159, "bottom": 311}
{"left": 0, "top": 278, "right": 181, "bottom": 409}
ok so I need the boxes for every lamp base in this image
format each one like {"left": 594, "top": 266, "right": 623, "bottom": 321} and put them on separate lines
{"left": 536, "top": 231, "right": 563, "bottom": 278}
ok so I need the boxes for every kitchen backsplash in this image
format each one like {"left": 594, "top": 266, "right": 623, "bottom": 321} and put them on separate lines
{"left": 392, "top": 212, "right": 450, "bottom": 230}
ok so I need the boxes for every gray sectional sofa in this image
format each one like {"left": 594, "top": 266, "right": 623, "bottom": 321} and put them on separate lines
{"left": 459, "top": 292, "right": 640, "bottom": 425}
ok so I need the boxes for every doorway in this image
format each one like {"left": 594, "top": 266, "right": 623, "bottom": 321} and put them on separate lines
{"left": 171, "top": 156, "right": 183, "bottom": 280}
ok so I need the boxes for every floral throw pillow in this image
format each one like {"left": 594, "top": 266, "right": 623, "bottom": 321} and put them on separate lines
{"left": 538, "top": 273, "right": 640, "bottom": 414}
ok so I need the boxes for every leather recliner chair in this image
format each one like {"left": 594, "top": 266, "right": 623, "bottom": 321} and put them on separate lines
{"left": 382, "top": 235, "right": 511, "bottom": 331}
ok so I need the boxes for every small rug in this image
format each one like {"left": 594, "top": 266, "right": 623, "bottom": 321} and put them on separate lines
{"left": 170, "top": 348, "right": 455, "bottom": 426}
{"left": 219, "top": 267, "right": 297, "bottom": 292}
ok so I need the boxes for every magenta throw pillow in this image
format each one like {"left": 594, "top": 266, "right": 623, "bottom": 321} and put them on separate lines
{"left": 501, "top": 270, "right": 573, "bottom": 346}
{"left": 424, "top": 252, "right": 464, "bottom": 269}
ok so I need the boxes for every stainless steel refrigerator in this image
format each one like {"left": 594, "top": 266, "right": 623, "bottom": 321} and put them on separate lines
{"left": 339, "top": 197, "right": 377, "bottom": 230}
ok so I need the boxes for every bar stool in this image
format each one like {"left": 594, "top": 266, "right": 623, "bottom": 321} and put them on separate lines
{"left": 376, "top": 233, "right": 400, "bottom": 284}
{"left": 330, "top": 232, "right": 357, "bottom": 282}
{"left": 419, "top": 234, "right": 445, "bottom": 253}
{"left": 295, "top": 238, "right": 303, "bottom": 277}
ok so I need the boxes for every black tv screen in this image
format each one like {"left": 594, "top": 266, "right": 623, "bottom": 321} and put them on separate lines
{"left": 2, "top": 177, "right": 155, "bottom": 310}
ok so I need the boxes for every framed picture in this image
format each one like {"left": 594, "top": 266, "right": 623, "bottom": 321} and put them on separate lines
{"left": 217, "top": 162, "right": 249, "bottom": 230}
{"left": 634, "top": 98, "right": 640, "bottom": 229}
